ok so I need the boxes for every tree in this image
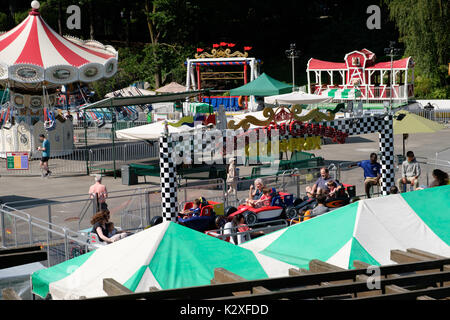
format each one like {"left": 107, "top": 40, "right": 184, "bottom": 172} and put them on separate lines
{"left": 385, "top": 0, "right": 449, "bottom": 88}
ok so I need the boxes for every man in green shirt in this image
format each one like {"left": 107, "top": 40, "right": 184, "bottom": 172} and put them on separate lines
{"left": 37, "top": 134, "right": 51, "bottom": 177}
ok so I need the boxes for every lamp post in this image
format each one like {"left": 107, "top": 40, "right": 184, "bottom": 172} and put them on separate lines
{"left": 384, "top": 41, "right": 402, "bottom": 114}
{"left": 285, "top": 43, "right": 300, "bottom": 90}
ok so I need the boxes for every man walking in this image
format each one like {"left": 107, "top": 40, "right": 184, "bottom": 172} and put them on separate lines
{"left": 37, "top": 134, "right": 51, "bottom": 177}
{"left": 89, "top": 174, "right": 108, "bottom": 210}
{"left": 397, "top": 151, "right": 421, "bottom": 192}
{"left": 352, "top": 153, "right": 382, "bottom": 198}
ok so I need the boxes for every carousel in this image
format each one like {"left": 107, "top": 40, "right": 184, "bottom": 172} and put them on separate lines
{"left": 0, "top": 1, "right": 118, "bottom": 157}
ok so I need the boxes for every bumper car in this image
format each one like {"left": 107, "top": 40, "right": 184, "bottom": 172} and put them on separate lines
{"left": 224, "top": 189, "right": 297, "bottom": 225}
{"left": 177, "top": 198, "right": 223, "bottom": 232}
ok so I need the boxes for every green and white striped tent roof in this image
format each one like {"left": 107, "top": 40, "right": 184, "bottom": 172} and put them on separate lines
{"left": 241, "top": 186, "right": 450, "bottom": 270}
{"left": 32, "top": 222, "right": 295, "bottom": 300}
{"left": 321, "top": 88, "right": 362, "bottom": 99}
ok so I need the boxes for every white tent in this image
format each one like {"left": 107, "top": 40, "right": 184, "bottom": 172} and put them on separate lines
{"left": 264, "top": 91, "right": 332, "bottom": 105}
{"left": 115, "top": 120, "right": 206, "bottom": 140}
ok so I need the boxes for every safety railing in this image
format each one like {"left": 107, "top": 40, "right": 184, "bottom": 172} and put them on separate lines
{"left": 0, "top": 204, "right": 95, "bottom": 267}
{"left": 0, "top": 141, "right": 158, "bottom": 176}
{"left": 409, "top": 110, "right": 450, "bottom": 124}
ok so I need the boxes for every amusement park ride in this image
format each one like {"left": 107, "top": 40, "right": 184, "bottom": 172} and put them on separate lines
{"left": 306, "top": 49, "right": 415, "bottom": 109}
{"left": 185, "top": 43, "right": 261, "bottom": 111}
{"left": 0, "top": 1, "right": 118, "bottom": 157}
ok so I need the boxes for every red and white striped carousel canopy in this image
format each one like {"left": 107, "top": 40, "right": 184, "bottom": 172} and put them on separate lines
{"left": 0, "top": 1, "right": 118, "bottom": 88}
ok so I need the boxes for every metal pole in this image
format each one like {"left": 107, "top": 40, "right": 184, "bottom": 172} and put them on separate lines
{"left": 48, "top": 204, "right": 52, "bottom": 240}
{"left": 1, "top": 210, "right": 6, "bottom": 248}
{"left": 145, "top": 190, "right": 151, "bottom": 226}
{"left": 83, "top": 110, "right": 89, "bottom": 175}
{"left": 390, "top": 52, "right": 393, "bottom": 113}
{"left": 292, "top": 56, "right": 295, "bottom": 90}
{"left": 112, "top": 101, "right": 116, "bottom": 179}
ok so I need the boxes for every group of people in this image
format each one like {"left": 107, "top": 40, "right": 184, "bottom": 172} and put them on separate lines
{"left": 354, "top": 151, "right": 448, "bottom": 197}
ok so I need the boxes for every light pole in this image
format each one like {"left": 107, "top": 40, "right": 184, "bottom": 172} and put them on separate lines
{"left": 285, "top": 43, "right": 300, "bottom": 90}
{"left": 384, "top": 41, "right": 401, "bottom": 114}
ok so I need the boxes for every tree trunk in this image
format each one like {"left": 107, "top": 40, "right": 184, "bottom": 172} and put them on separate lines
{"left": 144, "top": 0, "right": 162, "bottom": 89}
{"left": 57, "top": 0, "right": 62, "bottom": 35}
{"left": 88, "top": 0, "right": 95, "bottom": 39}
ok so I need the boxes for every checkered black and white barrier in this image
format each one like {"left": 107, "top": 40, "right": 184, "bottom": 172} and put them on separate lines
{"left": 159, "top": 134, "right": 178, "bottom": 221}
{"left": 158, "top": 114, "right": 396, "bottom": 214}
{"left": 322, "top": 114, "right": 395, "bottom": 195}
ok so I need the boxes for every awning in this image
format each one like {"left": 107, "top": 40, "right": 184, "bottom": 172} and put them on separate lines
{"left": 241, "top": 186, "right": 450, "bottom": 269}
{"left": 32, "top": 222, "right": 295, "bottom": 299}
{"left": 321, "top": 88, "right": 362, "bottom": 99}
{"left": 80, "top": 89, "right": 209, "bottom": 110}
{"left": 105, "top": 86, "right": 156, "bottom": 98}
{"left": 229, "top": 73, "right": 292, "bottom": 97}
{"left": 264, "top": 91, "right": 332, "bottom": 105}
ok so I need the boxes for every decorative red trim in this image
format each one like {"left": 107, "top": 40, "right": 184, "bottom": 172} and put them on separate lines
{"left": 15, "top": 16, "right": 43, "bottom": 66}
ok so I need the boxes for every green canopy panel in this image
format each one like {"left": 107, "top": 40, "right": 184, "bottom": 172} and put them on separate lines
{"left": 32, "top": 222, "right": 296, "bottom": 299}
{"left": 242, "top": 186, "right": 450, "bottom": 270}
{"left": 230, "top": 73, "right": 292, "bottom": 96}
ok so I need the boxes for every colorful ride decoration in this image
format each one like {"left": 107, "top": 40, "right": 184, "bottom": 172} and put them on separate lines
{"left": 185, "top": 43, "right": 261, "bottom": 111}
{"left": 0, "top": 1, "right": 118, "bottom": 157}
{"left": 306, "top": 49, "right": 415, "bottom": 105}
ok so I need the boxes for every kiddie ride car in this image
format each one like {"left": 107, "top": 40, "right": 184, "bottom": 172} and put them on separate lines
{"left": 291, "top": 183, "right": 356, "bottom": 222}
{"left": 224, "top": 189, "right": 298, "bottom": 225}
{"left": 176, "top": 198, "right": 224, "bottom": 232}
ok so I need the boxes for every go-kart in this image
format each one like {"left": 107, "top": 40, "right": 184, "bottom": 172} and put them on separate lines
{"left": 177, "top": 198, "right": 224, "bottom": 232}
{"left": 292, "top": 183, "right": 355, "bottom": 221}
{"left": 224, "top": 189, "right": 298, "bottom": 225}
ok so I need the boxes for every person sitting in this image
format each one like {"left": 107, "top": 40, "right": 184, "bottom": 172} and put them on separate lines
{"left": 230, "top": 214, "right": 264, "bottom": 245}
{"left": 389, "top": 185, "right": 399, "bottom": 195}
{"left": 106, "top": 222, "right": 129, "bottom": 238}
{"left": 248, "top": 188, "right": 272, "bottom": 208}
{"left": 429, "top": 169, "right": 449, "bottom": 187}
{"left": 350, "top": 153, "right": 381, "bottom": 198}
{"left": 397, "top": 151, "right": 421, "bottom": 192}
{"left": 305, "top": 167, "right": 334, "bottom": 196}
{"left": 181, "top": 199, "right": 201, "bottom": 219}
{"left": 90, "top": 211, "right": 126, "bottom": 244}
{"left": 311, "top": 194, "right": 330, "bottom": 217}
{"left": 247, "top": 178, "right": 265, "bottom": 202}
{"left": 325, "top": 180, "right": 345, "bottom": 199}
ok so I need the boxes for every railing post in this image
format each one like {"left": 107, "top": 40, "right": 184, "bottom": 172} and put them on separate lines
{"left": 92, "top": 193, "right": 98, "bottom": 215}
{"left": 47, "top": 204, "right": 52, "bottom": 240}
{"left": 28, "top": 214, "right": 33, "bottom": 245}
{"left": 63, "top": 228, "right": 69, "bottom": 261}
{"left": 145, "top": 190, "right": 151, "bottom": 226}
{"left": 1, "top": 209, "right": 6, "bottom": 248}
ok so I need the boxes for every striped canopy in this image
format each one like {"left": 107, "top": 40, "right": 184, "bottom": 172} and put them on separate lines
{"left": 241, "top": 186, "right": 450, "bottom": 269}
{"left": 321, "top": 88, "right": 362, "bottom": 99}
{"left": 0, "top": 2, "right": 118, "bottom": 88}
{"left": 32, "top": 222, "right": 295, "bottom": 299}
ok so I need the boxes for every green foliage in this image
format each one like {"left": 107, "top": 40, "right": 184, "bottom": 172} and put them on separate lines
{"left": 385, "top": 0, "right": 449, "bottom": 98}
{"left": 0, "top": 12, "right": 7, "bottom": 31}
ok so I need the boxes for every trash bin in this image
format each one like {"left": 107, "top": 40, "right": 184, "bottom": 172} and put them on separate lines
{"left": 121, "top": 165, "right": 138, "bottom": 186}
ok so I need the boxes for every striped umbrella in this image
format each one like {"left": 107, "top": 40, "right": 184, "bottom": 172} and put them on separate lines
{"left": 0, "top": 1, "right": 118, "bottom": 87}
{"left": 241, "top": 186, "right": 450, "bottom": 269}
{"left": 32, "top": 222, "right": 295, "bottom": 300}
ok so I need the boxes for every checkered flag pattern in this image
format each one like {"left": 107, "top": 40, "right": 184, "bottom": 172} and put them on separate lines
{"left": 323, "top": 115, "right": 395, "bottom": 195}
{"left": 159, "top": 134, "right": 178, "bottom": 221}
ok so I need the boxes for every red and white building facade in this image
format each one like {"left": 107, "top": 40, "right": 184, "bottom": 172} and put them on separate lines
{"left": 306, "top": 49, "right": 415, "bottom": 104}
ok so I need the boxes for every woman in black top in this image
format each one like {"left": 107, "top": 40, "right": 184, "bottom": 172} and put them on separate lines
{"left": 90, "top": 211, "right": 120, "bottom": 243}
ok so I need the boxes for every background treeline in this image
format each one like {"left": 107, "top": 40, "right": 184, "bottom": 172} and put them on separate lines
{"left": 1, "top": 0, "right": 448, "bottom": 99}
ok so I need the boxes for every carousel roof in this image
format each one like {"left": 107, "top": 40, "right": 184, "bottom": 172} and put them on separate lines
{"left": 0, "top": 1, "right": 118, "bottom": 87}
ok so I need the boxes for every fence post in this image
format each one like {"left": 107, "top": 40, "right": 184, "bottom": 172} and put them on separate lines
{"left": 92, "top": 194, "right": 98, "bottom": 215}
{"left": 145, "top": 190, "right": 151, "bottom": 226}
{"left": 28, "top": 214, "right": 33, "bottom": 245}
{"left": 47, "top": 204, "right": 52, "bottom": 240}
{"left": 63, "top": 228, "right": 69, "bottom": 261}
{"left": 1, "top": 209, "right": 6, "bottom": 248}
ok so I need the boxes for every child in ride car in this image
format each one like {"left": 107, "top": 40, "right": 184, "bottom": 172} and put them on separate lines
{"left": 181, "top": 198, "right": 201, "bottom": 218}
{"left": 248, "top": 188, "right": 272, "bottom": 208}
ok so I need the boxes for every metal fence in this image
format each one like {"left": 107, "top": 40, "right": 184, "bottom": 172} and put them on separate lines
{"left": 409, "top": 110, "right": 450, "bottom": 124}
{"left": 0, "top": 204, "right": 95, "bottom": 267}
{"left": 0, "top": 141, "right": 159, "bottom": 176}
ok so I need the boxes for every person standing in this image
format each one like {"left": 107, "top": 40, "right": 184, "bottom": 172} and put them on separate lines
{"left": 37, "top": 134, "right": 51, "bottom": 178}
{"left": 226, "top": 158, "right": 238, "bottom": 198}
{"left": 397, "top": 151, "right": 421, "bottom": 192}
{"left": 89, "top": 174, "right": 108, "bottom": 210}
